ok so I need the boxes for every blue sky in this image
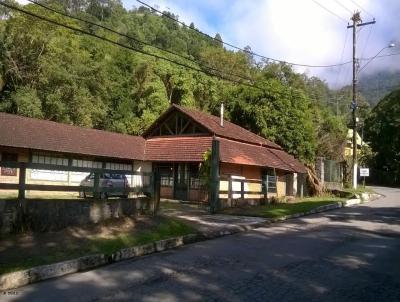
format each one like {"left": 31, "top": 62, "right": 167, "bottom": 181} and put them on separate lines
{"left": 122, "top": 0, "right": 400, "bottom": 88}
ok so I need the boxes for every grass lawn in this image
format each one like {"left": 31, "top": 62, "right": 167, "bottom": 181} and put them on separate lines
{"left": 221, "top": 196, "right": 346, "bottom": 219}
{"left": 0, "top": 217, "right": 194, "bottom": 275}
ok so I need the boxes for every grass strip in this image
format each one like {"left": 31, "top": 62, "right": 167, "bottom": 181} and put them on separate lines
{"left": 222, "top": 197, "right": 346, "bottom": 218}
{"left": 0, "top": 218, "right": 194, "bottom": 275}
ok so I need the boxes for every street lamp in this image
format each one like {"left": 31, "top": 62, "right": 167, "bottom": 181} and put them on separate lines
{"left": 352, "top": 42, "right": 396, "bottom": 189}
{"left": 358, "top": 43, "right": 396, "bottom": 73}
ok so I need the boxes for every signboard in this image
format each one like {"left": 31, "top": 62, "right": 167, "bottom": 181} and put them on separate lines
{"left": 0, "top": 167, "right": 17, "bottom": 177}
{"left": 360, "top": 168, "right": 369, "bottom": 177}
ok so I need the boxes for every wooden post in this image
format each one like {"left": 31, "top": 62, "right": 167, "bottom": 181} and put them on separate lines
{"left": 228, "top": 176, "right": 232, "bottom": 207}
{"left": 262, "top": 174, "right": 268, "bottom": 204}
{"left": 18, "top": 162, "right": 26, "bottom": 202}
{"left": 152, "top": 170, "right": 161, "bottom": 215}
{"left": 18, "top": 162, "right": 27, "bottom": 231}
{"left": 93, "top": 172, "right": 100, "bottom": 199}
{"left": 209, "top": 139, "right": 220, "bottom": 213}
{"left": 300, "top": 174, "right": 304, "bottom": 198}
{"left": 240, "top": 179, "right": 244, "bottom": 199}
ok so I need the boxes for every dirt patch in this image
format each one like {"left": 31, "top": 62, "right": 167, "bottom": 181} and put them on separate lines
{"left": 0, "top": 216, "right": 172, "bottom": 274}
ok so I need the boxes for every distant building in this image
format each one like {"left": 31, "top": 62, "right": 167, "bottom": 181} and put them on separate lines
{"left": 344, "top": 129, "right": 365, "bottom": 157}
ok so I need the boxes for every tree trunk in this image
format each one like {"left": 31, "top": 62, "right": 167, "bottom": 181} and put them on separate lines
{"left": 305, "top": 164, "right": 323, "bottom": 196}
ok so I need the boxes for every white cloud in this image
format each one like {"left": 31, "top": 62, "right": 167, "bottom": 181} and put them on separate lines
{"left": 128, "top": 0, "right": 400, "bottom": 88}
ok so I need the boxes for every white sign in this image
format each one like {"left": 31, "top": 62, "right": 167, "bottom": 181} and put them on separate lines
{"left": 360, "top": 168, "right": 369, "bottom": 177}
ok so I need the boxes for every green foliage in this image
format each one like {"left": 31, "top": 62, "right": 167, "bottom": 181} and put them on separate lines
{"left": 199, "top": 149, "right": 211, "bottom": 186}
{"left": 226, "top": 76, "right": 317, "bottom": 163}
{"left": 364, "top": 89, "right": 400, "bottom": 185}
{"left": 0, "top": 0, "right": 350, "bottom": 164}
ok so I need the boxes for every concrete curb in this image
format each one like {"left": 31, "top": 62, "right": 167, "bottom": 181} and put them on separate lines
{"left": 0, "top": 234, "right": 202, "bottom": 291}
{"left": 0, "top": 192, "right": 379, "bottom": 290}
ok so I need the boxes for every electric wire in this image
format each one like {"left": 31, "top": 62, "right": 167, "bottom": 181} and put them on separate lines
{"left": 26, "top": 0, "right": 256, "bottom": 85}
{"left": 0, "top": 1, "right": 266, "bottom": 91}
{"left": 311, "top": 0, "right": 348, "bottom": 23}
{"left": 137, "top": 0, "right": 352, "bottom": 68}
{"left": 349, "top": 0, "right": 374, "bottom": 19}
{"left": 334, "top": 0, "right": 352, "bottom": 14}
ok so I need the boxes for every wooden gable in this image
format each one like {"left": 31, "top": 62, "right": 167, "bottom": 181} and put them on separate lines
{"left": 147, "top": 110, "right": 210, "bottom": 138}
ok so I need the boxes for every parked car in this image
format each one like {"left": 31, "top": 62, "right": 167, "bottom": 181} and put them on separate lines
{"left": 79, "top": 173, "right": 130, "bottom": 199}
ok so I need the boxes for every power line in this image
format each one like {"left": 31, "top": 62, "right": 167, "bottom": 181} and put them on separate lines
{"left": 334, "top": 0, "right": 352, "bottom": 14}
{"left": 26, "top": 0, "right": 256, "bottom": 85}
{"left": 137, "top": 0, "right": 352, "bottom": 68}
{"left": 361, "top": 52, "right": 400, "bottom": 60}
{"left": 311, "top": 0, "right": 348, "bottom": 23}
{"left": 335, "top": 29, "right": 349, "bottom": 86}
{"left": 0, "top": 1, "right": 265, "bottom": 91}
{"left": 349, "top": 0, "right": 374, "bottom": 19}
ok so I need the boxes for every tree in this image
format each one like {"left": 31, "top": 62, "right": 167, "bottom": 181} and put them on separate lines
{"left": 213, "top": 33, "right": 223, "bottom": 48}
{"left": 364, "top": 89, "right": 400, "bottom": 185}
{"left": 226, "top": 77, "right": 317, "bottom": 163}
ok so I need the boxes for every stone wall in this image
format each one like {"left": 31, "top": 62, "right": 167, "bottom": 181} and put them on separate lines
{"left": 0, "top": 197, "right": 150, "bottom": 234}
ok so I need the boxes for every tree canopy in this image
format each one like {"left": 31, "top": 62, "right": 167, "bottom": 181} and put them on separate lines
{"left": 364, "top": 89, "right": 400, "bottom": 185}
{"left": 0, "top": 0, "right": 354, "bottom": 164}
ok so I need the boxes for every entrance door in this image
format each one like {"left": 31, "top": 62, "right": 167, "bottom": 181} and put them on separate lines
{"left": 174, "top": 163, "right": 188, "bottom": 201}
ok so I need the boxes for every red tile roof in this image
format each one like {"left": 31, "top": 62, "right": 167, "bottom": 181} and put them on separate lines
{"left": 0, "top": 112, "right": 145, "bottom": 160}
{"left": 0, "top": 109, "right": 306, "bottom": 173}
{"left": 144, "top": 104, "right": 282, "bottom": 149}
{"left": 145, "top": 136, "right": 213, "bottom": 162}
{"left": 218, "top": 138, "right": 306, "bottom": 173}
{"left": 268, "top": 148, "right": 307, "bottom": 173}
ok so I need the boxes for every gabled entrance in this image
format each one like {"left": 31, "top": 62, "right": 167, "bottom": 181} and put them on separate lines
{"left": 154, "top": 162, "right": 205, "bottom": 202}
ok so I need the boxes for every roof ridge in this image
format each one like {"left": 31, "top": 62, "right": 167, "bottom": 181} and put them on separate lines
{"left": 173, "top": 104, "right": 281, "bottom": 149}
{"left": 0, "top": 112, "right": 144, "bottom": 141}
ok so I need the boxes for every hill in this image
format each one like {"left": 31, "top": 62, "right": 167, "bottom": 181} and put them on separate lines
{"left": 359, "top": 70, "right": 400, "bottom": 107}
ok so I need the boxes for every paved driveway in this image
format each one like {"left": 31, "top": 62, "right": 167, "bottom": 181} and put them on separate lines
{"left": 3, "top": 186, "right": 400, "bottom": 302}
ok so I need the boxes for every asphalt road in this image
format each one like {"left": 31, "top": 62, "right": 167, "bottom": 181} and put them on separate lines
{"left": 3, "top": 186, "right": 400, "bottom": 302}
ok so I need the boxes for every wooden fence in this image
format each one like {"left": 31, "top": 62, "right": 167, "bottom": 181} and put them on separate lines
{"left": 219, "top": 176, "right": 277, "bottom": 198}
{"left": 0, "top": 161, "right": 161, "bottom": 213}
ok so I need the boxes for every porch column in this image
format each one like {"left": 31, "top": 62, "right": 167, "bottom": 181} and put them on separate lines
{"left": 209, "top": 139, "right": 220, "bottom": 213}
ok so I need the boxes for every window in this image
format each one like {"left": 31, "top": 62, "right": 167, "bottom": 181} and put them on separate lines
{"left": 105, "top": 162, "right": 132, "bottom": 171}
{"left": 0, "top": 152, "right": 18, "bottom": 176}
{"left": 267, "top": 175, "right": 277, "bottom": 193}
{"left": 262, "top": 172, "right": 277, "bottom": 194}
{"left": 161, "top": 176, "right": 173, "bottom": 187}
{"left": 32, "top": 153, "right": 68, "bottom": 166}
{"left": 72, "top": 159, "right": 102, "bottom": 169}
{"left": 190, "top": 177, "right": 201, "bottom": 189}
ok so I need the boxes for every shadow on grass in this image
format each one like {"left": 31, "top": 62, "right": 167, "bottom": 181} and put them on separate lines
{"left": 0, "top": 216, "right": 194, "bottom": 275}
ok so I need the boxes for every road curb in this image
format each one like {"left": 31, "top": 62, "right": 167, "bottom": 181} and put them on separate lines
{"left": 0, "top": 192, "right": 379, "bottom": 290}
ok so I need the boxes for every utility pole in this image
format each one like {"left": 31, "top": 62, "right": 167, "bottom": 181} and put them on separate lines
{"left": 347, "top": 12, "right": 375, "bottom": 189}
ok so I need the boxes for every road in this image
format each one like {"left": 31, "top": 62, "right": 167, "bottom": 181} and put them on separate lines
{"left": 3, "top": 186, "right": 400, "bottom": 302}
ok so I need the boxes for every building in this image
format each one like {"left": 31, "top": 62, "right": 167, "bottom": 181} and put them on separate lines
{"left": 0, "top": 104, "right": 306, "bottom": 204}
{"left": 344, "top": 129, "right": 365, "bottom": 157}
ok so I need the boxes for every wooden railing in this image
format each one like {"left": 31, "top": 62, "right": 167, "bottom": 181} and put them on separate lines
{"left": 0, "top": 161, "right": 160, "bottom": 210}
{"left": 218, "top": 175, "right": 277, "bottom": 200}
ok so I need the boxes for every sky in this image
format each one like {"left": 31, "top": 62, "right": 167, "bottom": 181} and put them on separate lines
{"left": 15, "top": 0, "right": 400, "bottom": 88}
{"left": 122, "top": 0, "right": 400, "bottom": 88}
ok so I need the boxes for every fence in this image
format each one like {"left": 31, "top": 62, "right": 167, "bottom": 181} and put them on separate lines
{"left": 0, "top": 161, "right": 161, "bottom": 233}
{"left": 218, "top": 175, "right": 277, "bottom": 208}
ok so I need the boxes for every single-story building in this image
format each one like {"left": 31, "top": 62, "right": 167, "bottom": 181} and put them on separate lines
{"left": 0, "top": 104, "right": 306, "bottom": 205}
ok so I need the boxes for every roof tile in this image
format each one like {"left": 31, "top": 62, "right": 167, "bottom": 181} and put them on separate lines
{"left": 0, "top": 113, "right": 145, "bottom": 160}
{"left": 145, "top": 136, "right": 212, "bottom": 162}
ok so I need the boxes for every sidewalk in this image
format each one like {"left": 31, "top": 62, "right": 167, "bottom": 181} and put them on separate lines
{"left": 161, "top": 203, "right": 267, "bottom": 237}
